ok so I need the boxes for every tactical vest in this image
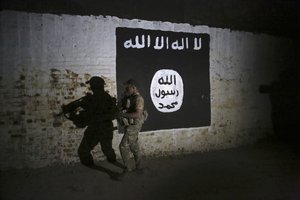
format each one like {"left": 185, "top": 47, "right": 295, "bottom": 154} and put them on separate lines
{"left": 127, "top": 94, "right": 142, "bottom": 114}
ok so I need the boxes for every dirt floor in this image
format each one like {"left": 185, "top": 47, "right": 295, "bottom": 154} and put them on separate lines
{"left": 1, "top": 139, "right": 300, "bottom": 200}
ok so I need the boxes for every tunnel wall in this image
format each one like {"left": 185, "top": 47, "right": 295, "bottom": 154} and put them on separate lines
{"left": 0, "top": 10, "right": 293, "bottom": 169}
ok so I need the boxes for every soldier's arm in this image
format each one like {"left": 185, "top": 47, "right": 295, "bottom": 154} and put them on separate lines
{"left": 122, "top": 109, "right": 143, "bottom": 119}
{"left": 121, "top": 96, "right": 144, "bottom": 119}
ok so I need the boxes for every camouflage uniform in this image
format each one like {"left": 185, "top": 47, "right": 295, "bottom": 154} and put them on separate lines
{"left": 119, "top": 93, "right": 144, "bottom": 171}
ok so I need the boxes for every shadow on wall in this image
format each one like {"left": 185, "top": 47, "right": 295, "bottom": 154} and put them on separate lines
{"left": 60, "top": 76, "right": 125, "bottom": 180}
{"left": 259, "top": 66, "right": 300, "bottom": 142}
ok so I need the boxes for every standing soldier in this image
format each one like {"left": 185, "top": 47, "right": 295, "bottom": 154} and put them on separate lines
{"left": 119, "top": 79, "right": 146, "bottom": 173}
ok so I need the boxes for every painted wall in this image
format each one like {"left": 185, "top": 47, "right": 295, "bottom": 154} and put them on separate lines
{"left": 0, "top": 10, "right": 294, "bottom": 169}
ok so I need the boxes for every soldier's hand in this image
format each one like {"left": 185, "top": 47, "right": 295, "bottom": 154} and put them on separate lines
{"left": 119, "top": 112, "right": 129, "bottom": 118}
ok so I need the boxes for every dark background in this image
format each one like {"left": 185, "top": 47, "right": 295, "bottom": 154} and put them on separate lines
{"left": 1, "top": 0, "right": 300, "bottom": 39}
{"left": 116, "top": 28, "right": 210, "bottom": 131}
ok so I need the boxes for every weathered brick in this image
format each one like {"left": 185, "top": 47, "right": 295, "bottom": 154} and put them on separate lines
{"left": 0, "top": 10, "right": 296, "bottom": 170}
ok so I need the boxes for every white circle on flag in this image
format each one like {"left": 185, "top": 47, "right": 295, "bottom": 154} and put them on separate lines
{"left": 150, "top": 69, "right": 184, "bottom": 113}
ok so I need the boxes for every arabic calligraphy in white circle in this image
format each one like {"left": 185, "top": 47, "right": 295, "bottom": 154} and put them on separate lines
{"left": 150, "top": 69, "right": 184, "bottom": 113}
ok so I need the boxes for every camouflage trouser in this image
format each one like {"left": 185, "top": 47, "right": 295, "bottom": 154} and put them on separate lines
{"left": 119, "top": 123, "right": 142, "bottom": 171}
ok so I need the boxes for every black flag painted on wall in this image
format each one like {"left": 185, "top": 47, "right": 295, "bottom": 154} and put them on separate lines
{"left": 116, "top": 27, "right": 210, "bottom": 132}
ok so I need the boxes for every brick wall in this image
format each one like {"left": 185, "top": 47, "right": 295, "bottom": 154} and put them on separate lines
{"left": 0, "top": 10, "right": 294, "bottom": 169}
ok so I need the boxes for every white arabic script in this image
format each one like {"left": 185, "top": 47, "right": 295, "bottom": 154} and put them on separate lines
{"left": 124, "top": 35, "right": 202, "bottom": 51}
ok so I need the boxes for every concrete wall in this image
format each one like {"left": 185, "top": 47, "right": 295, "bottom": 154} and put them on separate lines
{"left": 0, "top": 10, "right": 293, "bottom": 169}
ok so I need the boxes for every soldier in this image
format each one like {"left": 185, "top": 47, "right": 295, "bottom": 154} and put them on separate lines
{"left": 62, "top": 76, "right": 117, "bottom": 166}
{"left": 119, "top": 79, "right": 146, "bottom": 173}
